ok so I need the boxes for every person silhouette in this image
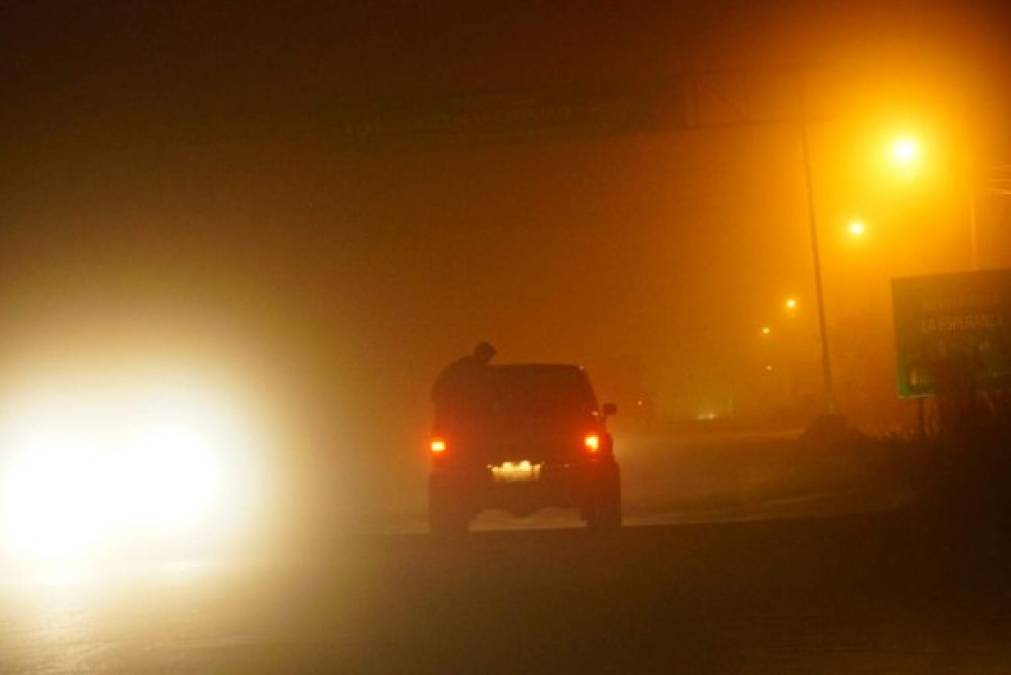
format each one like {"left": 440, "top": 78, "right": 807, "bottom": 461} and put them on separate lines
{"left": 431, "top": 342, "right": 497, "bottom": 413}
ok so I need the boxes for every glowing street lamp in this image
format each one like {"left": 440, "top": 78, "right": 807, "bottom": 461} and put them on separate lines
{"left": 847, "top": 219, "right": 866, "bottom": 237}
{"left": 785, "top": 297, "right": 798, "bottom": 311}
{"left": 760, "top": 325, "right": 772, "bottom": 336}
{"left": 890, "top": 136, "right": 920, "bottom": 168}
{"left": 885, "top": 132, "right": 982, "bottom": 268}
{"left": 889, "top": 135, "right": 922, "bottom": 184}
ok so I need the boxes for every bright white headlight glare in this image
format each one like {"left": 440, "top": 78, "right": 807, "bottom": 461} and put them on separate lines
{"left": 2, "top": 430, "right": 112, "bottom": 558}
{"left": 0, "top": 383, "right": 255, "bottom": 559}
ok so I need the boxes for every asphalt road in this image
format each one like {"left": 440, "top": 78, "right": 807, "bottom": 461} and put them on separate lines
{"left": 3, "top": 431, "right": 1010, "bottom": 674}
{"left": 3, "top": 515, "right": 1011, "bottom": 674}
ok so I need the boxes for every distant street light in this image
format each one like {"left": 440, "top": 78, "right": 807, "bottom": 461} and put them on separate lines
{"left": 847, "top": 219, "right": 866, "bottom": 237}
{"left": 793, "top": 85, "right": 926, "bottom": 413}
{"left": 760, "top": 325, "right": 772, "bottom": 336}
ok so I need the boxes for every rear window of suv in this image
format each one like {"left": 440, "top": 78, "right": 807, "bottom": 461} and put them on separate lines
{"left": 487, "top": 365, "right": 598, "bottom": 418}
{"left": 435, "top": 364, "right": 599, "bottom": 425}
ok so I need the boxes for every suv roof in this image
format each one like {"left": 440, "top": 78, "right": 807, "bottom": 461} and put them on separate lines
{"left": 481, "top": 362, "right": 598, "bottom": 415}
{"left": 491, "top": 363, "right": 586, "bottom": 374}
{"left": 487, "top": 363, "right": 592, "bottom": 387}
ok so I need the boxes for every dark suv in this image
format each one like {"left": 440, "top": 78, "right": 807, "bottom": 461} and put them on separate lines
{"left": 428, "top": 363, "right": 620, "bottom": 534}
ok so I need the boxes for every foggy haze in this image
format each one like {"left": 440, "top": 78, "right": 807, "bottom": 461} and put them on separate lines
{"left": 2, "top": 1, "right": 1009, "bottom": 525}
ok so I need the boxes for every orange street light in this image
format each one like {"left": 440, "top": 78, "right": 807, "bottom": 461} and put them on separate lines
{"left": 760, "top": 325, "right": 772, "bottom": 336}
{"left": 891, "top": 136, "right": 920, "bottom": 167}
{"left": 785, "top": 297, "right": 798, "bottom": 311}
{"left": 889, "top": 135, "right": 922, "bottom": 181}
{"left": 847, "top": 219, "right": 866, "bottom": 237}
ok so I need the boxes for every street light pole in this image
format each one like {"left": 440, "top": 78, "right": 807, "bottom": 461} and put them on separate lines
{"left": 969, "top": 190, "right": 978, "bottom": 269}
{"left": 969, "top": 163, "right": 1011, "bottom": 269}
{"left": 797, "top": 74, "right": 835, "bottom": 414}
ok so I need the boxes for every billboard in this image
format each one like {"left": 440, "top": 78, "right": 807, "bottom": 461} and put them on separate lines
{"left": 892, "top": 268, "right": 1011, "bottom": 397}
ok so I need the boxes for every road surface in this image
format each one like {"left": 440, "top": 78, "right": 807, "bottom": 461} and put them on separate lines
{"left": 3, "top": 431, "right": 1009, "bottom": 674}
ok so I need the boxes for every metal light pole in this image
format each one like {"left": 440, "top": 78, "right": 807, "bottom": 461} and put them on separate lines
{"left": 796, "top": 74, "right": 835, "bottom": 415}
{"left": 967, "top": 163, "right": 1011, "bottom": 270}
{"left": 969, "top": 190, "right": 979, "bottom": 270}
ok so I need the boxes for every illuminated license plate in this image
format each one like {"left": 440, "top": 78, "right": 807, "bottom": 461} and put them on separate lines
{"left": 489, "top": 460, "right": 542, "bottom": 483}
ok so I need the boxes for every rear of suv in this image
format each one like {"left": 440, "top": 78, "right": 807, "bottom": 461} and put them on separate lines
{"left": 428, "top": 363, "right": 621, "bottom": 534}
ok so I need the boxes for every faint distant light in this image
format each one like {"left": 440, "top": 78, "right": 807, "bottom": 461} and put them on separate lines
{"left": 785, "top": 297, "right": 798, "bottom": 311}
{"left": 760, "top": 325, "right": 772, "bottom": 336}
{"left": 636, "top": 399, "right": 644, "bottom": 407}
{"left": 764, "top": 364, "right": 774, "bottom": 372}
{"left": 696, "top": 411, "right": 718, "bottom": 421}
{"left": 848, "top": 220, "right": 866, "bottom": 237}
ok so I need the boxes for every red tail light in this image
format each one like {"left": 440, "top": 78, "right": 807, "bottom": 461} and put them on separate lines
{"left": 583, "top": 434, "right": 600, "bottom": 452}
{"left": 430, "top": 438, "right": 447, "bottom": 454}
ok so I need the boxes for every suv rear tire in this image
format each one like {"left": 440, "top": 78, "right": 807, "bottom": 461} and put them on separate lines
{"left": 585, "top": 464, "right": 622, "bottom": 531}
{"left": 428, "top": 476, "right": 470, "bottom": 536}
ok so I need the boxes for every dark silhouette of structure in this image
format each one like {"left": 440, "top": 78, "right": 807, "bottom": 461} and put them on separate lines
{"left": 430, "top": 342, "right": 497, "bottom": 411}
